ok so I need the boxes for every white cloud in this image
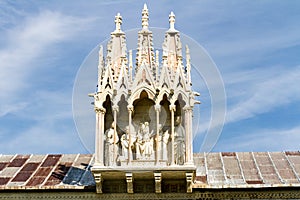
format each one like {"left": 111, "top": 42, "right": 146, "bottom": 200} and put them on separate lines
{"left": 226, "top": 66, "right": 300, "bottom": 124}
{"left": 0, "top": 10, "right": 93, "bottom": 116}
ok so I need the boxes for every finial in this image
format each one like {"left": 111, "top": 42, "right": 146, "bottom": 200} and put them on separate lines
{"left": 114, "top": 13, "right": 122, "bottom": 32}
{"left": 169, "top": 11, "right": 176, "bottom": 32}
{"left": 142, "top": 4, "right": 149, "bottom": 30}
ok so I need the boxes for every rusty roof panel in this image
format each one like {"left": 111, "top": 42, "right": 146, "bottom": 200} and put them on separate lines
{"left": 221, "top": 152, "right": 236, "bottom": 157}
{"left": 34, "top": 167, "right": 52, "bottom": 177}
{"left": 0, "top": 177, "right": 10, "bottom": 185}
{"left": 0, "top": 167, "right": 20, "bottom": 177}
{"left": 41, "top": 155, "right": 61, "bottom": 167}
{"left": 8, "top": 157, "right": 29, "bottom": 167}
{"left": 0, "top": 163, "right": 8, "bottom": 171}
{"left": 26, "top": 177, "right": 46, "bottom": 186}
{"left": 285, "top": 151, "right": 300, "bottom": 156}
{"left": 44, "top": 163, "right": 72, "bottom": 186}
{"left": 11, "top": 171, "right": 33, "bottom": 182}
{"left": 27, "top": 155, "right": 46, "bottom": 163}
{"left": 21, "top": 163, "right": 39, "bottom": 172}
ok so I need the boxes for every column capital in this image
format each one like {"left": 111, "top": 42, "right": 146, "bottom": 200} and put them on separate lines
{"left": 154, "top": 104, "right": 161, "bottom": 112}
{"left": 95, "top": 106, "right": 106, "bottom": 114}
{"left": 183, "top": 105, "right": 193, "bottom": 112}
{"left": 127, "top": 105, "right": 134, "bottom": 112}
{"left": 169, "top": 104, "right": 176, "bottom": 112}
{"left": 112, "top": 105, "right": 119, "bottom": 112}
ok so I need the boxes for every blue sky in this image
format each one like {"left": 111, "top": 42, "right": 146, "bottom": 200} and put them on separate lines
{"left": 0, "top": 0, "right": 299, "bottom": 154}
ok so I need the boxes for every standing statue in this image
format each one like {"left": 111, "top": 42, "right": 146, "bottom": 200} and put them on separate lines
{"left": 135, "top": 123, "right": 145, "bottom": 159}
{"left": 162, "top": 130, "right": 170, "bottom": 161}
{"left": 104, "top": 122, "right": 119, "bottom": 166}
{"left": 120, "top": 126, "right": 130, "bottom": 157}
{"left": 143, "top": 122, "right": 154, "bottom": 159}
{"left": 174, "top": 116, "right": 185, "bottom": 165}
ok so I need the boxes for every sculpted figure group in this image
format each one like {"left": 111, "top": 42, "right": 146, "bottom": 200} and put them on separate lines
{"left": 104, "top": 118, "right": 185, "bottom": 166}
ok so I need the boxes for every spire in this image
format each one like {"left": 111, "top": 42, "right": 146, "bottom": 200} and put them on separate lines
{"left": 135, "top": 4, "right": 155, "bottom": 75}
{"left": 114, "top": 13, "right": 123, "bottom": 33}
{"left": 142, "top": 4, "right": 149, "bottom": 30}
{"left": 186, "top": 45, "right": 191, "bottom": 86}
{"left": 168, "top": 11, "right": 176, "bottom": 32}
{"left": 97, "top": 45, "right": 104, "bottom": 92}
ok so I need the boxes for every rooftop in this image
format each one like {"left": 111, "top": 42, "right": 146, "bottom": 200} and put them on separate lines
{"left": 0, "top": 152, "right": 299, "bottom": 190}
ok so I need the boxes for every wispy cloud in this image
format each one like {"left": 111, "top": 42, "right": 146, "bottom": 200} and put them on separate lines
{"left": 0, "top": 10, "right": 93, "bottom": 116}
{"left": 226, "top": 66, "right": 300, "bottom": 123}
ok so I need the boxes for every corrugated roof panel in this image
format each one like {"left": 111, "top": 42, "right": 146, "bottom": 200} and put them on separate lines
{"left": 26, "top": 177, "right": 46, "bottom": 186}
{"left": 222, "top": 155, "right": 244, "bottom": 184}
{"left": 206, "top": 153, "right": 225, "bottom": 184}
{"left": 11, "top": 171, "right": 33, "bottom": 182}
{"left": 0, "top": 163, "right": 8, "bottom": 171}
{"left": 27, "top": 155, "right": 46, "bottom": 163}
{"left": 44, "top": 162, "right": 73, "bottom": 186}
{"left": 8, "top": 157, "right": 29, "bottom": 167}
{"left": 193, "top": 153, "right": 206, "bottom": 177}
{"left": 73, "top": 154, "right": 93, "bottom": 170}
{"left": 237, "top": 152, "right": 262, "bottom": 182}
{"left": 286, "top": 153, "right": 300, "bottom": 180}
{"left": 7, "top": 182, "right": 24, "bottom": 186}
{"left": 21, "top": 163, "right": 39, "bottom": 172}
{"left": 0, "top": 167, "right": 20, "bottom": 177}
{"left": 0, "top": 155, "right": 15, "bottom": 162}
{"left": 269, "top": 152, "right": 299, "bottom": 183}
{"left": 41, "top": 155, "right": 62, "bottom": 167}
{"left": 0, "top": 177, "right": 10, "bottom": 185}
{"left": 60, "top": 154, "right": 77, "bottom": 163}
{"left": 253, "top": 152, "right": 281, "bottom": 184}
{"left": 34, "top": 167, "right": 52, "bottom": 177}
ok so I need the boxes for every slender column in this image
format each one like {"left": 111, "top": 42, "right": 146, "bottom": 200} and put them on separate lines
{"left": 112, "top": 105, "right": 119, "bottom": 166}
{"left": 155, "top": 104, "right": 161, "bottom": 165}
{"left": 127, "top": 105, "right": 134, "bottom": 164}
{"left": 169, "top": 104, "right": 176, "bottom": 165}
{"left": 95, "top": 107, "right": 106, "bottom": 166}
{"left": 184, "top": 106, "right": 194, "bottom": 165}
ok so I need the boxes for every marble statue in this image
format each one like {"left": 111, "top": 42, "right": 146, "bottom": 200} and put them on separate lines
{"left": 174, "top": 116, "right": 185, "bottom": 165}
{"left": 104, "top": 122, "right": 119, "bottom": 166}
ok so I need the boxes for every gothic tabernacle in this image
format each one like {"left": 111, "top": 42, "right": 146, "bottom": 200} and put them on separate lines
{"left": 90, "top": 4, "right": 199, "bottom": 193}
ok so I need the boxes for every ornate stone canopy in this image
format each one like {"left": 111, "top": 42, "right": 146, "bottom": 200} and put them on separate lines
{"left": 90, "top": 4, "right": 199, "bottom": 193}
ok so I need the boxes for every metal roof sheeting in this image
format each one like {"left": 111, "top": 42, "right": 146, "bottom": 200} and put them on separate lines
{"left": 0, "top": 152, "right": 299, "bottom": 190}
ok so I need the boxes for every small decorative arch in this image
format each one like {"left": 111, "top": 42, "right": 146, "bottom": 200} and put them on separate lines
{"left": 129, "top": 86, "right": 156, "bottom": 106}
